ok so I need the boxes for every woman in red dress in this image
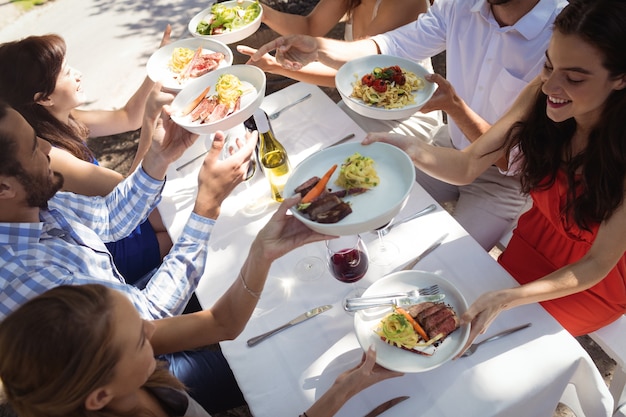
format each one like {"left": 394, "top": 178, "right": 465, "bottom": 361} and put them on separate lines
{"left": 363, "top": 0, "right": 626, "bottom": 350}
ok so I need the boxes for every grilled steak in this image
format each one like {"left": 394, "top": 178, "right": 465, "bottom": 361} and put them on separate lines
{"left": 410, "top": 302, "right": 459, "bottom": 340}
{"left": 314, "top": 201, "right": 352, "bottom": 223}
{"left": 295, "top": 176, "right": 320, "bottom": 196}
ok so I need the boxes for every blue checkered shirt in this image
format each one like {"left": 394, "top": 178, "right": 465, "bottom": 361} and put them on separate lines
{"left": 0, "top": 167, "right": 214, "bottom": 320}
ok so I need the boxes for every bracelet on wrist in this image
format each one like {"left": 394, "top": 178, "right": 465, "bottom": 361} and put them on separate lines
{"left": 240, "top": 272, "right": 262, "bottom": 299}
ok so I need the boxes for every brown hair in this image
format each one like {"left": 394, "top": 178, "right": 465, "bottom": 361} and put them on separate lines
{"left": 0, "top": 285, "right": 183, "bottom": 417}
{"left": 0, "top": 34, "right": 93, "bottom": 161}
{"left": 504, "top": 0, "right": 626, "bottom": 230}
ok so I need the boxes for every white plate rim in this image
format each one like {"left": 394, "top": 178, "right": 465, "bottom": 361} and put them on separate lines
{"left": 353, "top": 270, "right": 470, "bottom": 373}
{"left": 284, "top": 142, "right": 415, "bottom": 235}
{"left": 335, "top": 54, "right": 436, "bottom": 119}
{"left": 170, "top": 64, "right": 266, "bottom": 134}
{"left": 188, "top": 0, "right": 263, "bottom": 45}
{"left": 146, "top": 37, "right": 233, "bottom": 91}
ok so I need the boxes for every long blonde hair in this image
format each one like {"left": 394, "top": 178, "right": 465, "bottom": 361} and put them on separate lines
{"left": 0, "top": 285, "right": 183, "bottom": 417}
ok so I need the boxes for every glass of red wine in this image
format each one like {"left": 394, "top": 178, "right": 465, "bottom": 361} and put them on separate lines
{"left": 326, "top": 234, "right": 369, "bottom": 307}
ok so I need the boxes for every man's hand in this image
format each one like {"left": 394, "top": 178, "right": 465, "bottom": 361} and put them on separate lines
{"left": 194, "top": 130, "right": 258, "bottom": 219}
{"left": 144, "top": 83, "right": 175, "bottom": 123}
{"left": 251, "top": 35, "right": 319, "bottom": 71}
{"left": 141, "top": 106, "right": 199, "bottom": 180}
{"left": 253, "top": 195, "right": 334, "bottom": 262}
{"left": 419, "top": 73, "right": 462, "bottom": 114}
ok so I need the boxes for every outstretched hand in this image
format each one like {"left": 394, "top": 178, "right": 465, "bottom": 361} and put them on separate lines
{"left": 362, "top": 131, "right": 422, "bottom": 163}
{"left": 255, "top": 195, "right": 335, "bottom": 262}
{"left": 238, "top": 45, "right": 279, "bottom": 73}
{"left": 250, "top": 35, "right": 319, "bottom": 71}
{"left": 336, "top": 346, "right": 404, "bottom": 390}
{"left": 140, "top": 106, "right": 199, "bottom": 179}
{"left": 454, "top": 290, "right": 510, "bottom": 358}
{"left": 420, "top": 73, "right": 461, "bottom": 114}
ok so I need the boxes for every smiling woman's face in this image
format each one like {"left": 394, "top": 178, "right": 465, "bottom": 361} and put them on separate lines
{"left": 540, "top": 30, "right": 626, "bottom": 129}
{"left": 46, "top": 60, "right": 86, "bottom": 112}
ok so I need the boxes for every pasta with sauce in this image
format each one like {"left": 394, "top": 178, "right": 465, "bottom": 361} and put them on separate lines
{"left": 351, "top": 66, "right": 425, "bottom": 109}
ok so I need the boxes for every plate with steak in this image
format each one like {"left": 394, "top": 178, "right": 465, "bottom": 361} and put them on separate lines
{"left": 171, "top": 65, "right": 265, "bottom": 135}
{"left": 147, "top": 38, "right": 233, "bottom": 92}
{"left": 354, "top": 270, "right": 470, "bottom": 372}
{"left": 284, "top": 142, "right": 415, "bottom": 236}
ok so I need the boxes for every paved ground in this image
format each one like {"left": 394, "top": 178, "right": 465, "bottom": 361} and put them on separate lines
{"left": 0, "top": 1, "right": 616, "bottom": 416}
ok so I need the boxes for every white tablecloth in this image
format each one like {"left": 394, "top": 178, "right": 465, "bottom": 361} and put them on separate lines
{"left": 158, "top": 82, "right": 613, "bottom": 417}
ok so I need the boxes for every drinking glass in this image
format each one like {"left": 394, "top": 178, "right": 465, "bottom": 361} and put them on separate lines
{"left": 368, "top": 221, "right": 399, "bottom": 266}
{"left": 326, "top": 234, "right": 369, "bottom": 304}
{"left": 220, "top": 129, "right": 269, "bottom": 216}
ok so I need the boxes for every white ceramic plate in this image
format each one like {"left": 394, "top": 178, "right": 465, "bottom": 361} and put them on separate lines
{"left": 335, "top": 54, "right": 436, "bottom": 120}
{"left": 188, "top": 0, "right": 263, "bottom": 45}
{"left": 354, "top": 270, "right": 470, "bottom": 373}
{"left": 146, "top": 38, "right": 233, "bottom": 92}
{"left": 284, "top": 142, "right": 415, "bottom": 236}
{"left": 170, "top": 65, "right": 266, "bottom": 135}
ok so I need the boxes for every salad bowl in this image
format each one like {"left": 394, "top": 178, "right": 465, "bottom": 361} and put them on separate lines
{"left": 188, "top": 0, "right": 263, "bottom": 45}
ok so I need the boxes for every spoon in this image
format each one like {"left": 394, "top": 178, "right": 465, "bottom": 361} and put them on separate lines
{"left": 373, "top": 204, "right": 437, "bottom": 236}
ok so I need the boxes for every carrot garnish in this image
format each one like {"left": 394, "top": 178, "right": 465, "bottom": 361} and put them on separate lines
{"left": 396, "top": 307, "right": 429, "bottom": 341}
{"left": 300, "top": 164, "right": 338, "bottom": 204}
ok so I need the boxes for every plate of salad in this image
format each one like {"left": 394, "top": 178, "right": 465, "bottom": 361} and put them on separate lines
{"left": 188, "top": 0, "right": 263, "bottom": 45}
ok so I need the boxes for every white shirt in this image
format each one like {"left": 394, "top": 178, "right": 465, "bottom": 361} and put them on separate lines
{"left": 372, "top": 0, "right": 567, "bottom": 150}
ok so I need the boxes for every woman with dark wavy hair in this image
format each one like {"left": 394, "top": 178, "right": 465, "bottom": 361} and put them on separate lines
{"left": 0, "top": 32, "right": 174, "bottom": 283}
{"left": 363, "top": 0, "right": 626, "bottom": 351}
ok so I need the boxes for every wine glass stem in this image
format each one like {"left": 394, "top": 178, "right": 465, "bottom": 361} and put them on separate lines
{"left": 377, "top": 230, "right": 387, "bottom": 252}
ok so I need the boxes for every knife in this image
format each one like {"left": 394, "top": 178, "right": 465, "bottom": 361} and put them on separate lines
{"left": 364, "top": 395, "right": 410, "bottom": 417}
{"left": 397, "top": 233, "right": 448, "bottom": 272}
{"left": 247, "top": 305, "right": 332, "bottom": 347}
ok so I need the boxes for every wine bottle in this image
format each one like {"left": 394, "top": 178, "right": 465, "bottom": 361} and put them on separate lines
{"left": 243, "top": 113, "right": 263, "bottom": 175}
{"left": 252, "top": 109, "right": 291, "bottom": 202}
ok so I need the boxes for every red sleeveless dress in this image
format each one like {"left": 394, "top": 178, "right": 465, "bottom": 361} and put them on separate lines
{"left": 498, "top": 170, "right": 626, "bottom": 335}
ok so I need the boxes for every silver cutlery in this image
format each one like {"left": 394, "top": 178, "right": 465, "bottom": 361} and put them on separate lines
{"left": 268, "top": 93, "right": 312, "bottom": 120}
{"left": 247, "top": 304, "right": 332, "bottom": 347}
{"left": 461, "top": 322, "right": 532, "bottom": 357}
{"left": 176, "top": 149, "right": 209, "bottom": 171}
{"left": 364, "top": 395, "right": 410, "bottom": 417}
{"left": 373, "top": 204, "right": 437, "bottom": 236}
{"left": 345, "top": 285, "right": 440, "bottom": 305}
{"left": 344, "top": 293, "right": 445, "bottom": 312}
{"left": 398, "top": 233, "right": 448, "bottom": 272}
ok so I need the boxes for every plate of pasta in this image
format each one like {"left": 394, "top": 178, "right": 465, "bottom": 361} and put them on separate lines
{"left": 284, "top": 142, "right": 415, "bottom": 235}
{"left": 354, "top": 270, "right": 470, "bottom": 372}
{"left": 170, "top": 65, "right": 265, "bottom": 135}
{"left": 335, "top": 55, "right": 436, "bottom": 120}
{"left": 147, "top": 38, "right": 233, "bottom": 91}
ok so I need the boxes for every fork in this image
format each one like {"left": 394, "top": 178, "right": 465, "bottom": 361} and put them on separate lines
{"left": 268, "top": 93, "right": 312, "bottom": 120}
{"left": 461, "top": 323, "right": 532, "bottom": 357}
{"left": 344, "top": 285, "right": 439, "bottom": 305}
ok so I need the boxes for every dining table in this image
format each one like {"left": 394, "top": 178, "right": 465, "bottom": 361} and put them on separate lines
{"left": 158, "top": 82, "right": 613, "bottom": 417}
